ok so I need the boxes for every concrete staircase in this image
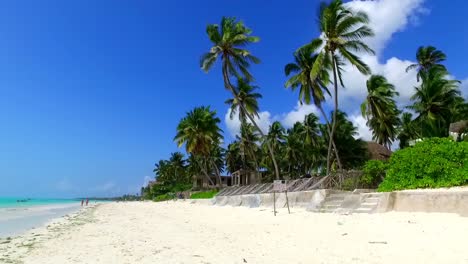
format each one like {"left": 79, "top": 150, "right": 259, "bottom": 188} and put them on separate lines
{"left": 354, "top": 193, "right": 381, "bottom": 213}
{"left": 310, "top": 191, "right": 349, "bottom": 213}
{"left": 309, "top": 191, "right": 388, "bottom": 214}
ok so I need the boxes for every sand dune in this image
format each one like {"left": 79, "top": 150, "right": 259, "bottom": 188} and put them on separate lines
{"left": 2, "top": 201, "right": 468, "bottom": 263}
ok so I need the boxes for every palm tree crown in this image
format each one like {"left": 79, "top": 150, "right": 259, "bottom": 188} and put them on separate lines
{"left": 200, "top": 17, "right": 260, "bottom": 84}
{"left": 174, "top": 106, "right": 223, "bottom": 157}
{"left": 361, "top": 75, "right": 400, "bottom": 149}
{"left": 406, "top": 46, "right": 447, "bottom": 82}
{"left": 225, "top": 78, "right": 262, "bottom": 123}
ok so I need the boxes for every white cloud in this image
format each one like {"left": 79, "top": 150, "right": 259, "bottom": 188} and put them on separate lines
{"left": 225, "top": 102, "right": 320, "bottom": 138}
{"left": 460, "top": 79, "right": 468, "bottom": 98}
{"left": 278, "top": 102, "right": 320, "bottom": 128}
{"left": 224, "top": 109, "right": 272, "bottom": 138}
{"left": 326, "top": 0, "right": 427, "bottom": 113}
{"left": 349, "top": 114, "right": 373, "bottom": 141}
{"left": 345, "top": 0, "right": 426, "bottom": 55}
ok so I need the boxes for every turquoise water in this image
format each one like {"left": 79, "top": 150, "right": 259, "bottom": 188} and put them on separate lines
{"left": 0, "top": 197, "right": 80, "bottom": 208}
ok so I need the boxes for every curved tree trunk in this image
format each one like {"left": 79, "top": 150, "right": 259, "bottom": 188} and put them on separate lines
{"left": 317, "top": 104, "right": 343, "bottom": 171}
{"left": 327, "top": 53, "right": 340, "bottom": 187}
{"left": 196, "top": 157, "right": 215, "bottom": 186}
{"left": 211, "top": 159, "right": 222, "bottom": 187}
{"left": 222, "top": 61, "right": 280, "bottom": 180}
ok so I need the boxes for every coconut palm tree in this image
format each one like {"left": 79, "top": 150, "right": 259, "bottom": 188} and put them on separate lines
{"left": 325, "top": 110, "right": 368, "bottom": 170}
{"left": 397, "top": 112, "right": 420, "bottom": 149}
{"left": 225, "top": 78, "right": 262, "bottom": 124}
{"left": 237, "top": 123, "right": 261, "bottom": 171}
{"left": 200, "top": 16, "right": 280, "bottom": 180}
{"left": 409, "top": 67, "right": 461, "bottom": 137}
{"left": 284, "top": 46, "right": 343, "bottom": 169}
{"left": 284, "top": 123, "right": 305, "bottom": 178}
{"left": 225, "top": 142, "right": 242, "bottom": 174}
{"left": 405, "top": 46, "right": 447, "bottom": 82}
{"left": 305, "top": 0, "right": 374, "bottom": 176}
{"left": 361, "top": 75, "right": 400, "bottom": 149}
{"left": 168, "top": 152, "right": 188, "bottom": 183}
{"left": 301, "top": 113, "right": 321, "bottom": 147}
{"left": 174, "top": 106, "right": 223, "bottom": 186}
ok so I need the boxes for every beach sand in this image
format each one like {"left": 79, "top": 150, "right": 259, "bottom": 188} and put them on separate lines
{"left": 1, "top": 201, "right": 468, "bottom": 263}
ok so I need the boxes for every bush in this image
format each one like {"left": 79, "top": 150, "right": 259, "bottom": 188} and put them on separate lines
{"left": 361, "top": 160, "right": 388, "bottom": 188}
{"left": 153, "top": 193, "right": 174, "bottom": 202}
{"left": 190, "top": 190, "right": 219, "bottom": 199}
{"left": 378, "top": 138, "right": 468, "bottom": 192}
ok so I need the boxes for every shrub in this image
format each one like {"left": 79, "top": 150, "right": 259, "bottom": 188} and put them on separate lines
{"left": 378, "top": 138, "right": 468, "bottom": 192}
{"left": 190, "top": 190, "right": 219, "bottom": 199}
{"left": 153, "top": 193, "right": 174, "bottom": 202}
{"left": 361, "top": 160, "right": 388, "bottom": 188}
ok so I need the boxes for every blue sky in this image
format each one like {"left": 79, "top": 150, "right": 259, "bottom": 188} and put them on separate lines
{"left": 0, "top": 0, "right": 466, "bottom": 198}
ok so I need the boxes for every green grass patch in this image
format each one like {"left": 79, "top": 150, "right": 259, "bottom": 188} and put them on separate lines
{"left": 190, "top": 190, "right": 218, "bottom": 199}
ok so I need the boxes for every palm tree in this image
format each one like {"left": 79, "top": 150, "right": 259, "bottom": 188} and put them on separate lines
{"left": 361, "top": 75, "right": 400, "bottom": 149}
{"left": 284, "top": 123, "right": 305, "bottom": 178}
{"left": 397, "top": 112, "right": 420, "bottom": 149}
{"left": 174, "top": 106, "right": 223, "bottom": 186}
{"left": 225, "top": 142, "right": 242, "bottom": 174}
{"left": 167, "top": 152, "right": 187, "bottom": 183}
{"left": 306, "top": 0, "right": 374, "bottom": 176}
{"left": 200, "top": 16, "right": 280, "bottom": 180}
{"left": 225, "top": 78, "right": 262, "bottom": 124}
{"left": 406, "top": 46, "right": 447, "bottom": 82}
{"left": 237, "top": 123, "right": 261, "bottom": 171}
{"left": 409, "top": 67, "right": 461, "bottom": 137}
{"left": 325, "top": 110, "right": 368, "bottom": 170}
{"left": 284, "top": 46, "right": 343, "bottom": 169}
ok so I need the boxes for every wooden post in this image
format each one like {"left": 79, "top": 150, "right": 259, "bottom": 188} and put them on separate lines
{"left": 285, "top": 190, "right": 290, "bottom": 214}
{"left": 273, "top": 191, "right": 276, "bottom": 216}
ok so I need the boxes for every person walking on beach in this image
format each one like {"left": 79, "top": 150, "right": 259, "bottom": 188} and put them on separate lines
{"left": 85, "top": 198, "right": 89, "bottom": 206}
{"left": 81, "top": 199, "right": 84, "bottom": 206}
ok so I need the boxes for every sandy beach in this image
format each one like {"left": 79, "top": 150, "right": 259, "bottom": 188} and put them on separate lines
{"left": 1, "top": 201, "right": 468, "bottom": 264}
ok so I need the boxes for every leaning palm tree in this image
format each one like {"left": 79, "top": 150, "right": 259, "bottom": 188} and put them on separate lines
{"left": 225, "top": 78, "right": 262, "bottom": 124}
{"left": 200, "top": 16, "right": 280, "bottom": 180}
{"left": 405, "top": 46, "right": 447, "bottom": 82}
{"left": 361, "top": 75, "right": 400, "bottom": 149}
{"left": 174, "top": 106, "right": 223, "bottom": 186}
{"left": 306, "top": 0, "right": 375, "bottom": 175}
{"left": 284, "top": 46, "right": 342, "bottom": 169}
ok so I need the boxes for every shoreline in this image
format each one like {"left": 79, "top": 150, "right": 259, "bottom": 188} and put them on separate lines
{"left": 2, "top": 201, "right": 467, "bottom": 263}
{"left": 0, "top": 204, "right": 98, "bottom": 263}
{"left": 0, "top": 203, "right": 84, "bottom": 238}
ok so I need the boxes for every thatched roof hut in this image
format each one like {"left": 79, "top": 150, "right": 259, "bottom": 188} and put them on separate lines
{"left": 366, "top": 142, "right": 392, "bottom": 161}
{"left": 449, "top": 121, "right": 467, "bottom": 133}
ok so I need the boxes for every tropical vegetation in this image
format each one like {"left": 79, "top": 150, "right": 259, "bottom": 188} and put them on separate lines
{"left": 141, "top": 0, "right": 468, "bottom": 200}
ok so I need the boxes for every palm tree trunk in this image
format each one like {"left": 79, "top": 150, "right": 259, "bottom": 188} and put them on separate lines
{"left": 222, "top": 62, "right": 280, "bottom": 180}
{"left": 196, "top": 157, "right": 214, "bottom": 186}
{"left": 317, "top": 104, "right": 343, "bottom": 171}
{"left": 211, "top": 159, "right": 223, "bottom": 187}
{"left": 328, "top": 53, "right": 340, "bottom": 186}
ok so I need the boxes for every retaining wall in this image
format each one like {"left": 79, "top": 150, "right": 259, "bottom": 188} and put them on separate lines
{"left": 208, "top": 188, "right": 468, "bottom": 216}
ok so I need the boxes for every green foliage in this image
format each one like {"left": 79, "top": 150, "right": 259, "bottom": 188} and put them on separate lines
{"left": 361, "top": 160, "right": 388, "bottom": 188}
{"left": 378, "top": 138, "right": 468, "bottom": 192}
{"left": 190, "top": 190, "right": 219, "bottom": 199}
{"left": 153, "top": 193, "right": 174, "bottom": 202}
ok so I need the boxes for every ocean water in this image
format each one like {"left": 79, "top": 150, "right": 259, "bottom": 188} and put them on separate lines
{"left": 0, "top": 198, "right": 84, "bottom": 238}
{"left": 0, "top": 197, "right": 79, "bottom": 208}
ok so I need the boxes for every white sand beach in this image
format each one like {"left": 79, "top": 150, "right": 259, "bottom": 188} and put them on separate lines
{"left": 1, "top": 201, "right": 468, "bottom": 264}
